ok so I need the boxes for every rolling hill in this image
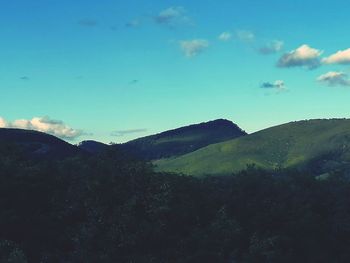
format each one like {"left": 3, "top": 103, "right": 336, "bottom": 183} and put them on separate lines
{"left": 118, "top": 119, "right": 247, "bottom": 160}
{"left": 0, "top": 128, "right": 83, "bottom": 159}
{"left": 78, "top": 140, "right": 109, "bottom": 154}
{"left": 154, "top": 119, "right": 350, "bottom": 176}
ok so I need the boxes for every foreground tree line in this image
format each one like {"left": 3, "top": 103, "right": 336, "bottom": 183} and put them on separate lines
{"left": 1, "top": 145, "right": 350, "bottom": 262}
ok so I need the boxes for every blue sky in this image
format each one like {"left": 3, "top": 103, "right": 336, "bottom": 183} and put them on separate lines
{"left": 1, "top": 0, "right": 350, "bottom": 143}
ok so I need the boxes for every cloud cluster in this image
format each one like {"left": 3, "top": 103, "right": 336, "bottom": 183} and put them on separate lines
{"left": 323, "top": 48, "right": 350, "bottom": 65}
{"left": 111, "top": 129, "right": 147, "bottom": 137}
{"left": 154, "top": 6, "right": 190, "bottom": 26}
{"left": 317, "top": 71, "right": 350, "bottom": 87}
{"left": 276, "top": 45, "right": 350, "bottom": 88}
{"left": 180, "top": 39, "right": 209, "bottom": 58}
{"left": 260, "top": 80, "right": 286, "bottom": 91}
{"left": 277, "top": 44, "right": 323, "bottom": 69}
{"left": 259, "top": 40, "right": 284, "bottom": 54}
{"left": 0, "top": 116, "right": 83, "bottom": 140}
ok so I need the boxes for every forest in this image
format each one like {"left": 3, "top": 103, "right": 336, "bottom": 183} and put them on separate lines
{"left": 1, "top": 144, "right": 350, "bottom": 263}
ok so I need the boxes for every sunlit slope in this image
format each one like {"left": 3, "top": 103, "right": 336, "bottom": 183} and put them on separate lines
{"left": 154, "top": 119, "right": 350, "bottom": 176}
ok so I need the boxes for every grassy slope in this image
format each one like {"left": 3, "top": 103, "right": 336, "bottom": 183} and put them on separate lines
{"left": 154, "top": 119, "right": 350, "bottom": 176}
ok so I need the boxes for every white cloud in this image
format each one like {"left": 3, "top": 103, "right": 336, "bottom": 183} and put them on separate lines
{"left": 155, "top": 6, "right": 190, "bottom": 26}
{"left": 0, "top": 117, "right": 7, "bottom": 128}
{"left": 179, "top": 39, "right": 209, "bottom": 58}
{"left": 218, "top": 32, "right": 232, "bottom": 41}
{"left": 236, "top": 30, "right": 255, "bottom": 42}
{"left": 0, "top": 116, "right": 83, "bottom": 140}
{"left": 259, "top": 40, "right": 284, "bottom": 54}
{"left": 317, "top": 71, "right": 350, "bottom": 87}
{"left": 12, "top": 119, "right": 32, "bottom": 129}
{"left": 260, "top": 80, "right": 286, "bottom": 90}
{"left": 323, "top": 48, "right": 350, "bottom": 65}
{"left": 277, "top": 44, "right": 323, "bottom": 69}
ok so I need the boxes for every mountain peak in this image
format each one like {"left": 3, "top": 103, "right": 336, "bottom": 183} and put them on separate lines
{"left": 119, "top": 119, "right": 246, "bottom": 160}
{"left": 149, "top": 119, "right": 246, "bottom": 139}
{"left": 78, "top": 140, "right": 108, "bottom": 154}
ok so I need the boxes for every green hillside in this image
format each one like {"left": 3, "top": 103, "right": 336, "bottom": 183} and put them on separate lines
{"left": 154, "top": 119, "right": 350, "bottom": 176}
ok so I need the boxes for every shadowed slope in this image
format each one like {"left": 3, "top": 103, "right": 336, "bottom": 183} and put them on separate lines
{"left": 78, "top": 140, "right": 108, "bottom": 154}
{"left": 119, "top": 119, "right": 247, "bottom": 160}
{"left": 0, "top": 128, "right": 82, "bottom": 159}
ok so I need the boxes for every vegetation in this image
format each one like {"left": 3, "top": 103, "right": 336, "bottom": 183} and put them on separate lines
{"left": 0, "top": 128, "right": 82, "bottom": 159}
{"left": 2, "top": 143, "right": 350, "bottom": 262}
{"left": 155, "top": 119, "right": 350, "bottom": 176}
{"left": 77, "top": 140, "right": 108, "bottom": 154}
{"left": 119, "top": 119, "right": 246, "bottom": 160}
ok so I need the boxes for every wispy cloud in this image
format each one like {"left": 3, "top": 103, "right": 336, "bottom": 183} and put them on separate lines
{"left": 260, "top": 80, "right": 288, "bottom": 95}
{"left": 317, "top": 71, "right": 350, "bottom": 87}
{"left": 179, "top": 39, "right": 209, "bottom": 58}
{"left": 236, "top": 30, "right": 255, "bottom": 42}
{"left": 129, "top": 79, "right": 139, "bottom": 85}
{"left": 78, "top": 18, "right": 98, "bottom": 27}
{"left": 154, "top": 6, "right": 191, "bottom": 26}
{"left": 126, "top": 19, "right": 141, "bottom": 28}
{"left": 323, "top": 48, "right": 350, "bottom": 65}
{"left": 260, "top": 80, "right": 287, "bottom": 90}
{"left": 111, "top": 129, "right": 147, "bottom": 137}
{"left": 19, "top": 76, "right": 30, "bottom": 80}
{"left": 0, "top": 116, "right": 84, "bottom": 140}
{"left": 218, "top": 32, "right": 232, "bottom": 41}
{"left": 259, "top": 40, "right": 284, "bottom": 55}
{"left": 277, "top": 44, "right": 322, "bottom": 69}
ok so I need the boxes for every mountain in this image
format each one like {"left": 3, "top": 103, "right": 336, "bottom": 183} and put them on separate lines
{"left": 118, "top": 119, "right": 247, "bottom": 161}
{"left": 155, "top": 119, "right": 350, "bottom": 176}
{"left": 0, "top": 128, "right": 82, "bottom": 159}
{"left": 78, "top": 140, "right": 108, "bottom": 154}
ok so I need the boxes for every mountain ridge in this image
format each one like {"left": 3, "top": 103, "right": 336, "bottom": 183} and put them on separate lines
{"left": 78, "top": 140, "right": 108, "bottom": 154}
{"left": 117, "top": 119, "right": 247, "bottom": 160}
{"left": 0, "top": 128, "right": 83, "bottom": 159}
{"left": 3, "top": 118, "right": 350, "bottom": 177}
{"left": 154, "top": 118, "right": 350, "bottom": 176}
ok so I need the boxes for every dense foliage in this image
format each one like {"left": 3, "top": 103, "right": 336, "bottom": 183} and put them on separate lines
{"left": 1, "top": 145, "right": 350, "bottom": 262}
